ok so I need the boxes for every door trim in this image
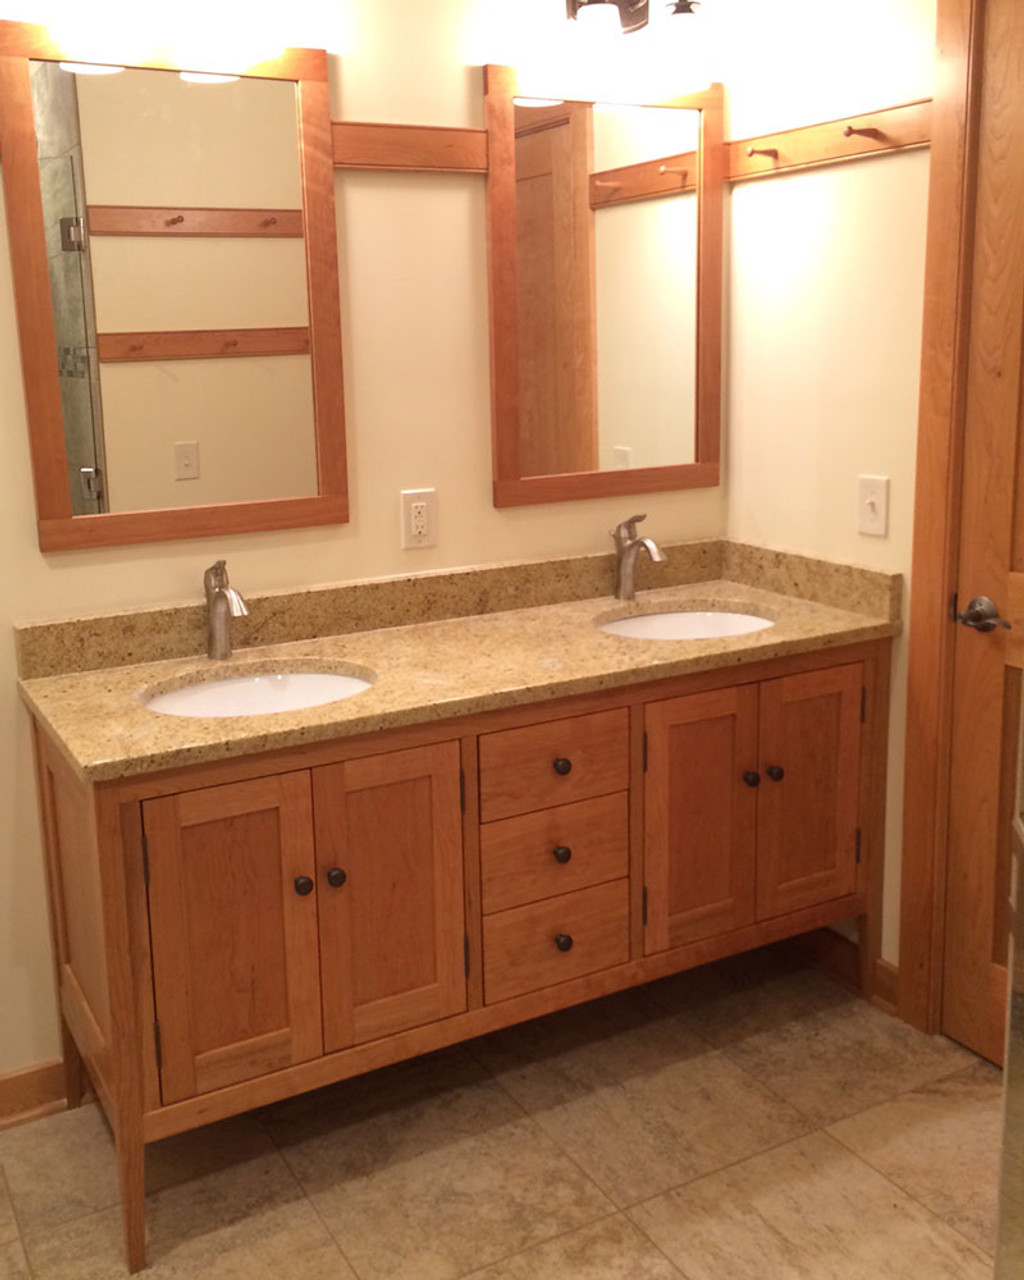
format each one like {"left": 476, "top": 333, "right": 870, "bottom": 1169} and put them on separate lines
{"left": 898, "top": 0, "right": 985, "bottom": 1031}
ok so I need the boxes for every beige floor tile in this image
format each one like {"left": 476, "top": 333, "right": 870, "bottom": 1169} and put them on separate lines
{"left": 828, "top": 1061, "right": 1003, "bottom": 1254}
{"left": 271, "top": 1064, "right": 614, "bottom": 1280}
{"left": 723, "top": 995, "right": 975, "bottom": 1124}
{"left": 472, "top": 992, "right": 808, "bottom": 1206}
{"left": 648, "top": 961, "right": 855, "bottom": 1047}
{"left": 0, "top": 1169, "right": 17, "bottom": 1246}
{"left": 0, "top": 1241, "right": 30, "bottom": 1280}
{"left": 630, "top": 1131, "right": 992, "bottom": 1280}
{"left": 23, "top": 1151, "right": 356, "bottom": 1280}
{"left": 464, "top": 1215, "right": 685, "bottom": 1279}
{"left": 0, "top": 1102, "right": 276, "bottom": 1234}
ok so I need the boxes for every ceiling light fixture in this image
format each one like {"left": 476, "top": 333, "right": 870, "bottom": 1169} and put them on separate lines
{"left": 565, "top": 0, "right": 700, "bottom": 33}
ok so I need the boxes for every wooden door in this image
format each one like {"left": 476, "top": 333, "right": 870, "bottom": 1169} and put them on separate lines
{"left": 313, "top": 741, "right": 466, "bottom": 1052}
{"left": 939, "top": 0, "right": 1024, "bottom": 1064}
{"left": 514, "top": 101, "right": 597, "bottom": 475}
{"left": 143, "top": 773, "right": 323, "bottom": 1104}
{"left": 644, "top": 685, "right": 759, "bottom": 952}
{"left": 756, "top": 665, "right": 863, "bottom": 920}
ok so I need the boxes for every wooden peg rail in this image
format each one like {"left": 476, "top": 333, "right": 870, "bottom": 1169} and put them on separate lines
{"left": 97, "top": 327, "right": 311, "bottom": 363}
{"left": 87, "top": 206, "right": 304, "bottom": 238}
{"left": 332, "top": 121, "right": 488, "bottom": 173}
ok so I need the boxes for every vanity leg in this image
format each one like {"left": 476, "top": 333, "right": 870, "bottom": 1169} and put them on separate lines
{"left": 61, "top": 1018, "right": 85, "bottom": 1110}
{"left": 116, "top": 1130, "right": 147, "bottom": 1273}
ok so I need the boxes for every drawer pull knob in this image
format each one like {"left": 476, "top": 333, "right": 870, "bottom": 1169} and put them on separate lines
{"left": 326, "top": 867, "right": 348, "bottom": 888}
{"left": 742, "top": 770, "right": 761, "bottom": 788}
{"left": 766, "top": 765, "right": 785, "bottom": 782}
{"left": 552, "top": 845, "right": 573, "bottom": 865}
{"left": 293, "top": 875, "right": 315, "bottom": 897}
{"left": 554, "top": 933, "right": 574, "bottom": 952}
{"left": 553, "top": 757, "right": 573, "bottom": 776}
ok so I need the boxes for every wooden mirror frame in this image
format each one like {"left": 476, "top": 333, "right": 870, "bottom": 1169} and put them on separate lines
{"left": 0, "top": 20, "right": 348, "bottom": 551}
{"left": 485, "top": 66, "right": 723, "bottom": 507}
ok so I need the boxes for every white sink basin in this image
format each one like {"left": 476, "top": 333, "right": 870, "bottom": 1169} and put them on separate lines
{"left": 599, "top": 611, "right": 774, "bottom": 641}
{"left": 146, "top": 671, "right": 372, "bottom": 718}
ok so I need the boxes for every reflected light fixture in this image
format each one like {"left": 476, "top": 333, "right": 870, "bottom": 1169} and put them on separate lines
{"left": 58, "top": 62, "right": 125, "bottom": 75}
{"left": 180, "top": 72, "right": 240, "bottom": 84}
{"left": 566, "top": 0, "right": 699, "bottom": 33}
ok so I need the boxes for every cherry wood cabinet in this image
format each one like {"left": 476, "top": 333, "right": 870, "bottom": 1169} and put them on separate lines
{"left": 30, "top": 638, "right": 890, "bottom": 1273}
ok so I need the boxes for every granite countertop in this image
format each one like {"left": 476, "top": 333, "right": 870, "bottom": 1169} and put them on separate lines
{"left": 19, "top": 579, "right": 899, "bottom": 784}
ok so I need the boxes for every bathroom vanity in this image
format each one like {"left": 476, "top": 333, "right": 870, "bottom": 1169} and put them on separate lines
{"left": 19, "top": 567, "right": 896, "bottom": 1272}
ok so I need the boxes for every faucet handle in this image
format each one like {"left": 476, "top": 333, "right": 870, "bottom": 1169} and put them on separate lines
{"left": 612, "top": 513, "right": 647, "bottom": 543}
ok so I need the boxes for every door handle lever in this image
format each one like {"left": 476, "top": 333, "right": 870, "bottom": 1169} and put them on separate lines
{"left": 956, "top": 596, "right": 1012, "bottom": 632}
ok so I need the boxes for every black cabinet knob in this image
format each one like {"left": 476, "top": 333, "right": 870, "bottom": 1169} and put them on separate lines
{"left": 326, "top": 867, "right": 347, "bottom": 888}
{"left": 742, "top": 771, "right": 761, "bottom": 788}
{"left": 553, "top": 758, "right": 573, "bottom": 776}
{"left": 293, "top": 875, "right": 314, "bottom": 897}
{"left": 554, "top": 933, "right": 574, "bottom": 952}
{"left": 766, "top": 765, "right": 785, "bottom": 782}
{"left": 552, "top": 845, "right": 573, "bottom": 865}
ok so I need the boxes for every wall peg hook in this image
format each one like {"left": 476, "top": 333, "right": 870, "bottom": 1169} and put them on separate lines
{"left": 166, "top": 214, "right": 185, "bottom": 225}
{"left": 746, "top": 146, "right": 779, "bottom": 159}
{"left": 658, "top": 164, "right": 687, "bottom": 176}
{"left": 843, "top": 125, "right": 883, "bottom": 140}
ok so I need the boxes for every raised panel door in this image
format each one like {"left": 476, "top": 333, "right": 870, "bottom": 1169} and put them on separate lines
{"left": 644, "top": 685, "right": 759, "bottom": 952}
{"left": 313, "top": 741, "right": 466, "bottom": 1051}
{"left": 143, "top": 772, "right": 323, "bottom": 1104}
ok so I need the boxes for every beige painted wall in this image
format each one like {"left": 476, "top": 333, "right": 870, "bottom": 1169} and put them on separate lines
{"left": 0, "top": 0, "right": 933, "bottom": 1074}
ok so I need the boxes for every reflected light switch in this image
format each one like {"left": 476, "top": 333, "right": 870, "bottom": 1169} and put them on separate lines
{"left": 175, "top": 441, "right": 200, "bottom": 481}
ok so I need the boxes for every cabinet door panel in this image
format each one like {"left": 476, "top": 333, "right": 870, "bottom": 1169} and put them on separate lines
{"left": 314, "top": 742, "right": 466, "bottom": 1051}
{"left": 144, "top": 773, "right": 323, "bottom": 1104}
{"left": 756, "top": 664, "right": 862, "bottom": 919}
{"left": 645, "top": 686, "right": 759, "bottom": 953}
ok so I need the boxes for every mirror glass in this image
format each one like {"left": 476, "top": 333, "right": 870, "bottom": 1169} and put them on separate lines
{"left": 29, "top": 63, "right": 316, "bottom": 515}
{"left": 514, "top": 99, "right": 699, "bottom": 478}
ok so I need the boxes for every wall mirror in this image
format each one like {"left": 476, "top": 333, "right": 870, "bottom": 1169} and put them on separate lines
{"left": 485, "top": 66, "right": 723, "bottom": 506}
{"left": 0, "top": 22, "right": 347, "bottom": 550}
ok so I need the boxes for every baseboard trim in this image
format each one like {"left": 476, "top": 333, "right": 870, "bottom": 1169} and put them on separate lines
{"left": 0, "top": 1059, "right": 67, "bottom": 1132}
{"left": 872, "top": 957, "right": 900, "bottom": 1015}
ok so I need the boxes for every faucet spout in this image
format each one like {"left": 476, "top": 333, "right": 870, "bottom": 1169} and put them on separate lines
{"left": 204, "top": 560, "right": 248, "bottom": 660}
{"left": 611, "top": 515, "right": 667, "bottom": 602}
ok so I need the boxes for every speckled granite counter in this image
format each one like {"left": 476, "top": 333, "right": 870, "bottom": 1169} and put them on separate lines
{"left": 20, "top": 578, "right": 899, "bottom": 783}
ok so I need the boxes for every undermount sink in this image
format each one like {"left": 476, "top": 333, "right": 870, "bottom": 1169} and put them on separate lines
{"left": 145, "top": 671, "right": 373, "bottom": 718}
{"left": 599, "top": 610, "right": 774, "bottom": 641}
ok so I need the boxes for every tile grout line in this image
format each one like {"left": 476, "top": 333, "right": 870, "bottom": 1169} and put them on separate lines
{"left": 0, "top": 1161, "right": 38, "bottom": 1280}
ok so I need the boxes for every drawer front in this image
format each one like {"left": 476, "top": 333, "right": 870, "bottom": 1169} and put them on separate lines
{"left": 478, "top": 708, "right": 629, "bottom": 822}
{"left": 483, "top": 879, "right": 630, "bottom": 1004}
{"left": 480, "top": 792, "right": 629, "bottom": 914}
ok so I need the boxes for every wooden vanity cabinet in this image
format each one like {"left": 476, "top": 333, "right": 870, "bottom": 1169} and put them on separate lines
{"left": 31, "top": 639, "right": 889, "bottom": 1273}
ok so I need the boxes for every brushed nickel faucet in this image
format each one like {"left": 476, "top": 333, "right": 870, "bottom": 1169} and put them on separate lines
{"left": 612, "top": 514, "right": 667, "bottom": 601}
{"left": 204, "top": 560, "right": 249, "bottom": 660}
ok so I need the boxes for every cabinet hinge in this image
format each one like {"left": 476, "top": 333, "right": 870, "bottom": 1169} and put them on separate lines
{"left": 153, "top": 1020, "right": 162, "bottom": 1071}
{"left": 860, "top": 687, "right": 867, "bottom": 724}
{"left": 141, "top": 832, "right": 150, "bottom": 886}
{"left": 642, "top": 885, "right": 649, "bottom": 925}
{"left": 459, "top": 769, "right": 466, "bottom": 813}
{"left": 643, "top": 732, "right": 648, "bottom": 772}
{"left": 855, "top": 829, "right": 862, "bottom": 864}
{"left": 464, "top": 932, "right": 470, "bottom": 978}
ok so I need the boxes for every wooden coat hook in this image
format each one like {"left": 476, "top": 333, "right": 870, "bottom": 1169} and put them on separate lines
{"left": 592, "top": 179, "right": 622, "bottom": 189}
{"left": 658, "top": 164, "right": 688, "bottom": 176}
{"left": 747, "top": 146, "right": 779, "bottom": 159}
{"left": 166, "top": 214, "right": 185, "bottom": 225}
{"left": 843, "top": 125, "right": 883, "bottom": 140}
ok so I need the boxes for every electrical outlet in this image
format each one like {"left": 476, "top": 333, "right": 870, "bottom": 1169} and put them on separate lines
{"left": 401, "top": 488, "right": 437, "bottom": 548}
{"left": 175, "top": 441, "right": 200, "bottom": 481}
{"left": 858, "top": 474, "right": 889, "bottom": 537}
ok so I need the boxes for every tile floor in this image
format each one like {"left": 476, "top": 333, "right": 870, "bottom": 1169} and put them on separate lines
{"left": 0, "top": 948, "right": 1005, "bottom": 1279}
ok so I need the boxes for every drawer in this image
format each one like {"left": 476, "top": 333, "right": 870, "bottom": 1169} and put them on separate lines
{"left": 480, "top": 792, "right": 629, "bottom": 914}
{"left": 483, "top": 879, "right": 630, "bottom": 1004}
{"left": 478, "top": 708, "right": 629, "bottom": 822}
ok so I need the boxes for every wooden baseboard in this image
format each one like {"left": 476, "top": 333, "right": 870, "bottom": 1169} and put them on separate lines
{"left": 872, "top": 957, "right": 900, "bottom": 1015}
{"left": 0, "top": 1059, "right": 68, "bottom": 1132}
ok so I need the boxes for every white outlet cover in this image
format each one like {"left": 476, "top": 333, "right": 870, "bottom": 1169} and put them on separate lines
{"left": 400, "top": 488, "right": 437, "bottom": 549}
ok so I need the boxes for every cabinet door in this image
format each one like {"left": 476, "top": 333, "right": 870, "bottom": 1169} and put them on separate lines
{"left": 144, "top": 773, "right": 323, "bottom": 1104}
{"left": 756, "top": 664, "right": 863, "bottom": 920}
{"left": 645, "top": 686, "right": 759, "bottom": 953}
{"left": 313, "top": 742, "right": 466, "bottom": 1052}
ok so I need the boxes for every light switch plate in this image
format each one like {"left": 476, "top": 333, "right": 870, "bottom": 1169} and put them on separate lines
{"left": 858, "top": 474, "right": 889, "bottom": 537}
{"left": 401, "top": 488, "right": 437, "bottom": 548}
{"left": 175, "top": 441, "right": 199, "bottom": 481}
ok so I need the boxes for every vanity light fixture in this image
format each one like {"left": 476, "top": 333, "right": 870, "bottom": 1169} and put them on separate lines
{"left": 179, "top": 71, "right": 240, "bottom": 84}
{"left": 565, "top": 0, "right": 700, "bottom": 32}
{"left": 513, "top": 96, "right": 566, "bottom": 107}
{"left": 58, "top": 61, "right": 125, "bottom": 75}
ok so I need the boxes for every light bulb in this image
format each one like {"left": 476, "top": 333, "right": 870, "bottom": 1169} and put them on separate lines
{"left": 573, "top": 3, "right": 623, "bottom": 38}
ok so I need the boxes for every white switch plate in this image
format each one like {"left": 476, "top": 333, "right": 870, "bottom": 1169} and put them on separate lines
{"left": 613, "top": 445, "right": 633, "bottom": 470}
{"left": 175, "top": 441, "right": 200, "bottom": 481}
{"left": 858, "top": 474, "right": 890, "bottom": 537}
{"left": 401, "top": 488, "right": 437, "bottom": 548}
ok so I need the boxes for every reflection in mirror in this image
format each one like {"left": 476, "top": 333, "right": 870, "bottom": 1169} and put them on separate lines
{"left": 29, "top": 63, "right": 316, "bottom": 515}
